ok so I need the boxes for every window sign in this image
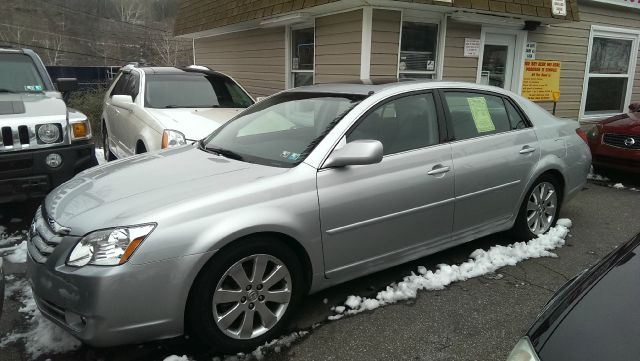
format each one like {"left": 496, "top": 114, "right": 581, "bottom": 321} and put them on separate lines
{"left": 525, "top": 42, "right": 536, "bottom": 60}
{"left": 464, "top": 38, "right": 480, "bottom": 57}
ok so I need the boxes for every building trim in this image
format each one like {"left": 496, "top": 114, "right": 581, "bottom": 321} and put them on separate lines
{"left": 360, "top": 7, "right": 373, "bottom": 80}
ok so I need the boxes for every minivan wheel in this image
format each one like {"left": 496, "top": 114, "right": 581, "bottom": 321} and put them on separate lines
{"left": 511, "top": 175, "right": 561, "bottom": 240}
{"left": 186, "top": 237, "right": 304, "bottom": 353}
{"left": 102, "top": 123, "right": 116, "bottom": 162}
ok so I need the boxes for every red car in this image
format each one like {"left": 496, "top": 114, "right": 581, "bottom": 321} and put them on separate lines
{"left": 587, "top": 102, "right": 640, "bottom": 174}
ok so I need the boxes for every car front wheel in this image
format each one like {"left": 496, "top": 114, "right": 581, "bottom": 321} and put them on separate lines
{"left": 186, "top": 237, "right": 304, "bottom": 353}
{"left": 512, "top": 175, "right": 561, "bottom": 240}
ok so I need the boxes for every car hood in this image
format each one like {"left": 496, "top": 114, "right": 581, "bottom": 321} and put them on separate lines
{"left": 528, "top": 233, "right": 640, "bottom": 361}
{"left": 145, "top": 107, "right": 244, "bottom": 140}
{"left": 0, "top": 92, "right": 66, "bottom": 119}
{"left": 44, "top": 144, "right": 288, "bottom": 234}
{"left": 600, "top": 112, "right": 640, "bottom": 134}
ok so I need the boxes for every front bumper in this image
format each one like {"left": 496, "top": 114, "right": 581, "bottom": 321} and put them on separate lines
{"left": 589, "top": 141, "right": 640, "bottom": 174}
{"left": 26, "top": 244, "right": 212, "bottom": 347}
{"left": 0, "top": 142, "right": 97, "bottom": 203}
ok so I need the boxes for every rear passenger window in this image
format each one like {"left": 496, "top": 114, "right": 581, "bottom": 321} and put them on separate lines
{"left": 443, "top": 92, "right": 511, "bottom": 141}
{"left": 347, "top": 93, "right": 439, "bottom": 155}
{"left": 505, "top": 100, "right": 528, "bottom": 129}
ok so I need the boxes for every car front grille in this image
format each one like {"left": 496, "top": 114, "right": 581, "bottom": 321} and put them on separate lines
{"left": 0, "top": 123, "right": 65, "bottom": 153}
{"left": 28, "top": 206, "right": 64, "bottom": 263}
{"left": 602, "top": 133, "right": 640, "bottom": 150}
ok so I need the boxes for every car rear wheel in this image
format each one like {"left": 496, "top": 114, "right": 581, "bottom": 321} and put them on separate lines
{"left": 102, "top": 123, "right": 117, "bottom": 162}
{"left": 186, "top": 237, "right": 304, "bottom": 353}
{"left": 512, "top": 175, "right": 561, "bottom": 240}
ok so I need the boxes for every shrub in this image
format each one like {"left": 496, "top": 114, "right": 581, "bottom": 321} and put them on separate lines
{"left": 67, "top": 86, "right": 107, "bottom": 146}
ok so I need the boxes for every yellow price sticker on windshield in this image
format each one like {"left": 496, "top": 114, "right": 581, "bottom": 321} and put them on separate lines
{"left": 467, "top": 97, "right": 495, "bottom": 133}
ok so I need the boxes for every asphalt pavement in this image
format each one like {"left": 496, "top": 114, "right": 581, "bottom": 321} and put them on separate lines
{"left": 1, "top": 179, "right": 639, "bottom": 361}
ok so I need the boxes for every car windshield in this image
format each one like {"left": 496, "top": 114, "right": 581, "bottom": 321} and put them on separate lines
{"left": 144, "top": 73, "right": 254, "bottom": 109}
{"left": 0, "top": 53, "right": 45, "bottom": 93}
{"left": 200, "top": 92, "right": 366, "bottom": 168}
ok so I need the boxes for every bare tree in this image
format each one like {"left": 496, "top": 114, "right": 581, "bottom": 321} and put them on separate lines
{"left": 0, "top": 24, "right": 26, "bottom": 46}
{"left": 151, "top": 33, "right": 190, "bottom": 66}
{"left": 34, "top": 35, "right": 65, "bottom": 65}
{"left": 112, "top": 0, "right": 146, "bottom": 24}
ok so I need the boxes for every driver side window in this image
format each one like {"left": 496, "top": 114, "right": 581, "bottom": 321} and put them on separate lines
{"left": 347, "top": 93, "right": 440, "bottom": 155}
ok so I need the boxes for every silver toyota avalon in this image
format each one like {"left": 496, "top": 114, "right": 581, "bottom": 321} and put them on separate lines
{"left": 26, "top": 81, "right": 591, "bottom": 352}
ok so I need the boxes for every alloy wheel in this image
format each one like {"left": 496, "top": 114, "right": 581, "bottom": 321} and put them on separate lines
{"left": 526, "top": 181, "right": 558, "bottom": 235}
{"left": 212, "top": 254, "right": 292, "bottom": 340}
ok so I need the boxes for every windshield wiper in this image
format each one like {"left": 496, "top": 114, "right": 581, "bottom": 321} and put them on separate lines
{"left": 204, "top": 146, "right": 244, "bottom": 160}
{"left": 0, "top": 89, "right": 17, "bottom": 93}
{"left": 163, "top": 104, "right": 220, "bottom": 108}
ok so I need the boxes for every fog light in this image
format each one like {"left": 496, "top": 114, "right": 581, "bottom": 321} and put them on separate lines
{"left": 45, "top": 153, "right": 63, "bottom": 168}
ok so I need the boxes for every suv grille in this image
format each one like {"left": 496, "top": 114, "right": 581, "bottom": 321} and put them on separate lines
{"left": 602, "top": 133, "right": 640, "bottom": 150}
{"left": 28, "top": 206, "right": 63, "bottom": 263}
{"left": 0, "top": 123, "right": 64, "bottom": 152}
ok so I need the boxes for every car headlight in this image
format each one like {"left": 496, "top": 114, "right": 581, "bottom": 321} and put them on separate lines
{"left": 161, "top": 129, "right": 187, "bottom": 149}
{"left": 586, "top": 124, "right": 602, "bottom": 140}
{"left": 36, "top": 123, "right": 62, "bottom": 144}
{"left": 70, "top": 119, "right": 92, "bottom": 141}
{"left": 67, "top": 224, "right": 155, "bottom": 267}
{"left": 507, "top": 337, "right": 540, "bottom": 361}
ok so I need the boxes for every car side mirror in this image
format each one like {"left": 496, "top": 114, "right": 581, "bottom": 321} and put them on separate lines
{"left": 56, "top": 78, "right": 78, "bottom": 102}
{"left": 111, "top": 94, "right": 134, "bottom": 111}
{"left": 323, "top": 139, "right": 383, "bottom": 168}
{"left": 629, "top": 102, "right": 640, "bottom": 113}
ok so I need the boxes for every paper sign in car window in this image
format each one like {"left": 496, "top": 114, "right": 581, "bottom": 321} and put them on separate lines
{"left": 467, "top": 97, "right": 495, "bottom": 133}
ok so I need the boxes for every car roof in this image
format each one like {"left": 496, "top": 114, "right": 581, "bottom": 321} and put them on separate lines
{"left": 287, "top": 80, "right": 515, "bottom": 97}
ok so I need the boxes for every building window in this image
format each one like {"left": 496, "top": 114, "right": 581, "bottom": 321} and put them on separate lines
{"left": 399, "top": 22, "right": 439, "bottom": 80}
{"left": 583, "top": 28, "right": 639, "bottom": 117}
{"left": 291, "top": 27, "right": 314, "bottom": 87}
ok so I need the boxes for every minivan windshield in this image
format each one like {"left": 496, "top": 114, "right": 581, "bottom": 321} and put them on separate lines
{"left": 200, "top": 92, "right": 365, "bottom": 168}
{"left": 0, "top": 53, "right": 45, "bottom": 93}
{"left": 145, "top": 73, "right": 254, "bottom": 109}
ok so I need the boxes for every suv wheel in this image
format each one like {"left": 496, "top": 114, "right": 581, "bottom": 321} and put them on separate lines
{"left": 186, "top": 237, "right": 304, "bottom": 353}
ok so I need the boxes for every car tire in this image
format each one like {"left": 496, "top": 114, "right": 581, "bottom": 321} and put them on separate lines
{"left": 102, "top": 123, "right": 117, "bottom": 162}
{"left": 511, "top": 174, "right": 562, "bottom": 241}
{"left": 186, "top": 236, "right": 305, "bottom": 353}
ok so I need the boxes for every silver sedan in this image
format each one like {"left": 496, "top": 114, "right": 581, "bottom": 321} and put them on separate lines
{"left": 26, "top": 81, "right": 590, "bottom": 352}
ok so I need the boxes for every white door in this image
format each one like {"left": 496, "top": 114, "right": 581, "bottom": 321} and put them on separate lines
{"left": 479, "top": 33, "right": 517, "bottom": 91}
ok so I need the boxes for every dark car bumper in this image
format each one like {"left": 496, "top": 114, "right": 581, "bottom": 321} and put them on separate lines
{"left": 589, "top": 142, "right": 640, "bottom": 174}
{"left": 0, "top": 142, "right": 97, "bottom": 203}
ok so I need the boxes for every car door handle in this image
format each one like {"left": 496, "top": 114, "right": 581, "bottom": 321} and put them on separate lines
{"left": 519, "top": 146, "right": 536, "bottom": 154}
{"left": 427, "top": 165, "right": 450, "bottom": 176}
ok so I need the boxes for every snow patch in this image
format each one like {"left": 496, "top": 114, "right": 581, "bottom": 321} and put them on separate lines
{"left": 163, "top": 356, "right": 191, "bottom": 361}
{"left": 613, "top": 183, "right": 625, "bottom": 189}
{"left": 2, "top": 240, "right": 28, "bottom": 263}
{"left": 0, "top": 279, "right": 81, "bottom": 358}
{"left": 10, "top": 218, "right": 21, "bottom": 223}
{"left": 330, "top": 220, "right": 572, "bottom": 318}
{"left": 95, "top": 147, "right": 106, "bottom": 165}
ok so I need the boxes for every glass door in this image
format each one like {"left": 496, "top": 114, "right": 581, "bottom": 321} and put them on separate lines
{"left": 479, "top": 33, "right": 516, "bottom": 91}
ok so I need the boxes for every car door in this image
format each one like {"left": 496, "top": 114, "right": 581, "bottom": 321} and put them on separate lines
{"left": 118, "top": 71, "right": 142, "bottom": 156}
{"left": 105, "top": 72, "right": 133, "bottom": 158}
{"left": 441, "top": 90, "right": 540, "bottom": 236}
{"left": 317, "top": 92, "right": 455, "bottom": 280}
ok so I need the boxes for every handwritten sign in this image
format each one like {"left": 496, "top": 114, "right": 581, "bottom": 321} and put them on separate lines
{"left": 464, "top": 38, "right": 480, "bottom": 57}
{"left": 552, "top": 0, "right": 567, "bottom": 16}
{"left": 522, "top": 60, "right": 561, "bottom": 102}
{"left": 525, "top": 42, "right": 537, "bottom": 60}
{"left": 467, "top": 97, "right": 496, "bottom": 133}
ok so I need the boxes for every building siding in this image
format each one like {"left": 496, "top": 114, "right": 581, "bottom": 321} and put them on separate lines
{"left": 194, "top": 27, "right": 286, "bottom": 98}
{"left": 370, "top": 9, "right": 401, "bottom": 79}
{"left": 442, "top": 21, "right": 481, "bottom": 82}
{"left": 314, "top": 9, "right": 362, "bottom": 84}
{"left": 529, "top": 3, "right": 640, "bottom": 119}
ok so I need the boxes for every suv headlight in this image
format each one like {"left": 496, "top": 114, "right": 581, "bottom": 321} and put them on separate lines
{"left": 161, "top": 129, "right": 187, "bottom": 149}
{"left": 36, "top": 123, "right": 62, "bottom": 144}
{"left": 67, "top": 224, "right": 155, "bottom": 267}
{"left": 70, "top": 119, "right": 92, "bottom": 141}
{"left": 507, "top": 337, "right": 540, "bottom": 361}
